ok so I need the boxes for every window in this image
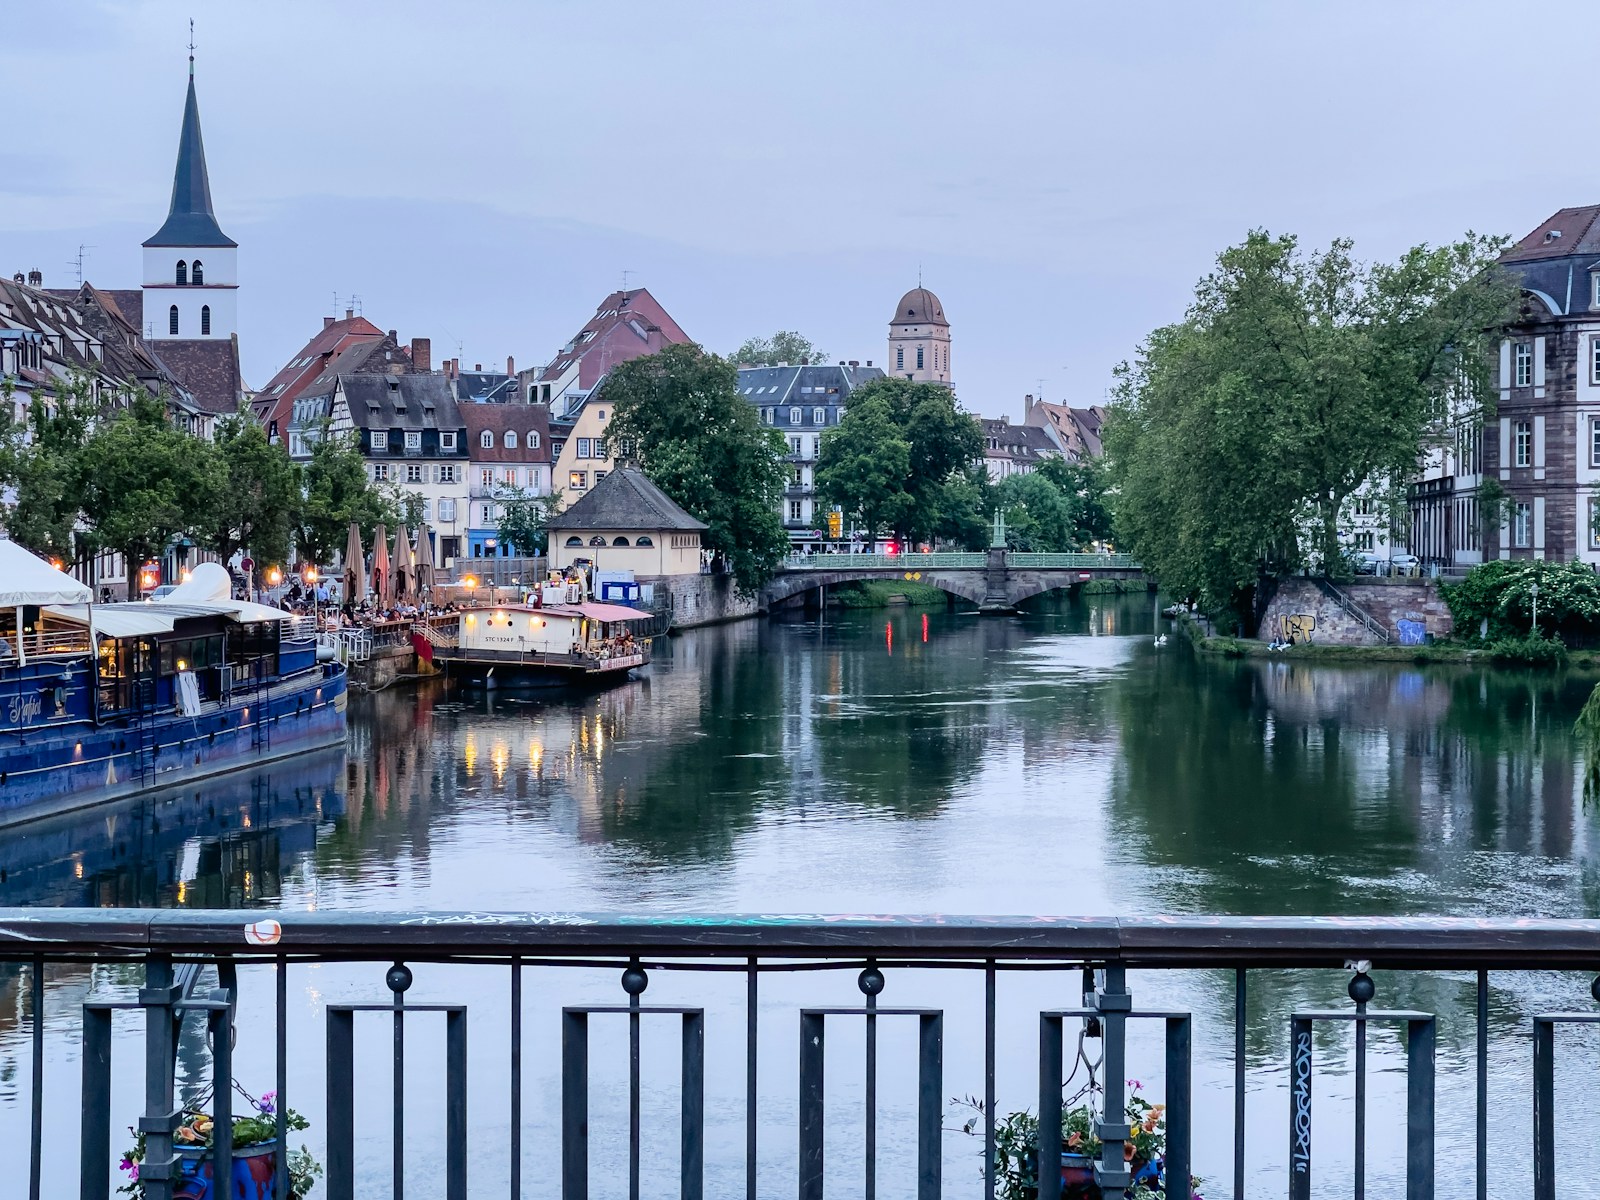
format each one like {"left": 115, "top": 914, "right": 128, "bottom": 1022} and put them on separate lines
{"left": 421, "top": 500, "right": 432, "bottom": 521}
{"left": 1514, "top": 420, "right": 1532, "bottom": 467}
{"left": 191, "top": 261, "right": 203, "bottom": 285}
{"left": 373, "top": 463, "right": 389, "bottom": 481}
{"left": 175, "top": 261, "right": 187, "bottom": 285}
{"left": 406, "top": 464, "right": 423, "bottom": 483}
{"left": 788, "top": 436, "right": 802, "bottom": 455}
{"left": 636, "top": 536, "right": 654, "bottom": 547}
{"left": 896, "top": 347, "right": 904, "bottom": 370}
{"left": 1592, "top": 419, "right": 1600, "bottom": 468}
{"left": 576, "top": 437, "right": 591, "bottom": 458}
{"left": 812, "top": 407, "right": 825, "bottom": 424}
{"left": 788, "top": 500, "right": 803, "bottom": 522}
{"left": 439, "top": 499, "right": 456, "bottom": 522}
{"left": 480, "top": 431, "right": 493, "bottom": 448}
{"left": 1514, "top": 502, "right": 1532, "bottom": 547}
{"left": 570, "top": 471, "right": 586, "bottom": 489}
{"left": 762, "top": 408, "right": 773, "bottom": 424}
{"left": 503, "top": 468, "right": 519, "bottom": 486}
{"left": 597, "top": 409, "right": 606, "bottom": 421}
{"left": 916, "top": 346, "right": 924, "bottom": 370}
{"left": 565, "top": 536, "right": 584, "bottom": 547}
{"left": 1592, "top": 337, "right": 1600, "bottom": 386}
{"left": 589, "top": 535, "right": 607, "bottom": 547}
{"left": 480, "top": 468, "right": 494, "bottom": 486}
{"left": 1515, "top": 342, "right": 1532, "bottom": 387}
{"left": 528, "top": 432, "right": 539, "bottom": 449}
{"left": 440, "top": 465, "right": 456, "bottom": 483}
{"left": 372, "top": 430, "right": 389, "bottom": 451}
{"left": 1591, "top": 497, "right": 1600, "bottom": 549}
{"left": 790, "top": 466, "right": 803, "bottom": 486}
{"left": 811, "top": 435, "right": 821, "bottom": 458}
{"left": 405, "top": 430, "right": 422, "bottom": 449}
{"left": 1355, "top": 497, "right": 1373, "bottom": 517}
{"left": 441, "top": 431, "right": 457, "bottom": 450}
{"left": 593, "top": 470, "right": 607, "bottom": 482}
{"left": 612, "top": 536, "right": 630, "bottom": 547}
{"left": 168, "top": 305, "right": 179, "bottom": 335}
{"left": 504, "top": 431, "right": 517, "bottom": 448}
{"left": 789, "top": 407, "right": 801, "bottom": 425}
{"left": 200, "top": 305, "right": 211, "bottom": 335}
{"left": 1356, "top": 532, "right": 1374, "bottom": 551}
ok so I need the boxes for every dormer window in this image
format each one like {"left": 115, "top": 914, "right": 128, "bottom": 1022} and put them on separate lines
{"left": 1591, "top": 271, "right": 1600, "bottom": 311}
{"left": 480, "top": 431, "right": 494, "bottom": 448}
{"left": 528, "top": 432, "right": 540, "bottom": 449}
{"left": 175, "top": 261, "right": 187, "bottom": 286}
{"left": 505, "top": 431, "right": 518, "bottom": 448}
{"left": 191, "top": 261, "right": 204, "bottom": 285}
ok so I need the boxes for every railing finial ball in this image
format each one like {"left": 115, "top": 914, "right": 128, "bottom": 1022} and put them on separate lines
{"left": 621, "top": 963, "right": 649, "bottom": 995}
{"left": 386, "top": 962, "right": 413, "bottom": 994}
{"left": 858, "top": 965, "right": 885, "bottom": 996}
{"left": 1348, "top": 969, "right": 1375, "bottom": 1005}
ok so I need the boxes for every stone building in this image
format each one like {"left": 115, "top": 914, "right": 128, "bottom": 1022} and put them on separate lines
{"left": 547, "top": 466, "right": 706, "bottom": 577}
{"left": 887, "top": 286, "right": 951, "bottom": 387}
{"left": 979, "top": 417, "right": 1059, "bottom": 480}
{"left": 461, "top": 403, "right": 552, "bottom": 558}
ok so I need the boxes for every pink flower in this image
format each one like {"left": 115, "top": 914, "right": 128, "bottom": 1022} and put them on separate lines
{"left": 258, "top": 1090, "right": 277, "bottom": 1114}
{"left": 1127, "top": 1079, "right": 1143, "bottom": 1091}
{"left": 118, "top": 1156, "right": 134, "bottom": 1174}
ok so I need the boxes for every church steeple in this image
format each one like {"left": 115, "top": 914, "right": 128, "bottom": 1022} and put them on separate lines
{"left": 142, "top": 56, "right": 235, "bottom": 249}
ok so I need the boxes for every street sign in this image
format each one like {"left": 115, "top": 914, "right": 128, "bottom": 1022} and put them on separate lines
{"left": 241, "top": 557, "right": 254, "bottom": 573}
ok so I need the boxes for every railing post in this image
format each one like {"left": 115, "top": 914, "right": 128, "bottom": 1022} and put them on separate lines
{"left": 80, "top": 1004, "right": 112, "bottom": 1200}
{"left": 798, "top": 1011, "right": 825, "bottom": 1200}
{"left": 1289, "top": 1015, "right": 1313, "bottom": 1200}
{"left": 138, "top": 955, "right": 180, "bottom": 1200}
{"left": 1092, "top": 966, "right": 1132, "bottom": 1194}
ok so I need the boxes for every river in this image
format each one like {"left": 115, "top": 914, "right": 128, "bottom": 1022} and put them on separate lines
{"left": 2, "top": 593, "right": 1597, "bottom": 1197}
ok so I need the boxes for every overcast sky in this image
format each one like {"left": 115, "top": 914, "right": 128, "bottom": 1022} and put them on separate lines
{"left": 3, "top": 1, "right": 1587, "bottom": 417}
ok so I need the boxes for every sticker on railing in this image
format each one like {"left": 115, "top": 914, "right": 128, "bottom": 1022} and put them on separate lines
{"left": 244, "top": 919, "right": 283, "bottom": 946}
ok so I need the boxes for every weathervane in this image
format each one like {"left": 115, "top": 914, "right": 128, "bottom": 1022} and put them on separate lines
{"left": 188, "top": 18, "right": 195, "bottom": 74}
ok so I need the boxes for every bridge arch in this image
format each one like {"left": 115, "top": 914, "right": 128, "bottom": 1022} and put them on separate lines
{"left": 763, "top": 570, "right": 987, "bottom": 608}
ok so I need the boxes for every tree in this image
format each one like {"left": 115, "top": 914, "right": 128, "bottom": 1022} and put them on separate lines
{"left": 0, "top": 374, "right": 100, "bottom": 560}
{"left": 995, "top": 472, "right": 1076, "bottom": 551}
{"left": 601, "top": 343, "right": 791, "bottom": 593}
{"left": 733, "top": 331, "right": 827, "bottom": 367}
{"left": 296, "top": 424, "right": 398, "bottom": 567}
{"left": 1106, "top": 230, "right": 1519, "bottom": 629}
{"left": 816, "top": 377, "right": 982, "bottom": 544}
{"left": 1035, "top": 455, "right": 1114, "bottom": 548}
{"left": 495, "top": 486, "right": 563, "bottom": 556}
{"left": 78, "top": 393, "right": 226, "bottom": 598}
{"left": 931, "top": 464, "right": 994, "bottom": 551}
{"left": 199, "top": 412, "right": 300, "bottom": 581}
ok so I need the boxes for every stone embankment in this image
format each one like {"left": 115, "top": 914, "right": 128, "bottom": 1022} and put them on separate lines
{"left": 1257, "top": 578, "right": 1453, "bottom": 646}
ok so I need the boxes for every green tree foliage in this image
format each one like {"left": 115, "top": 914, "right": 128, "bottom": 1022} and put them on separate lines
{"left": 78, "top": 393, "right": 226, "bottom": 598}
{"left": 495, "top": 486, "right": 563, "bottom": 555}
{"left": 296, "top": 425, "right": 398, "bottom": 567}
{"left": 732, "top": 331, "right": 827, "bottom": 367}
{"left": 0, "top": 374, "right": 101, "bottom": 559}
{"left": 199, "top": 412, "right": 300, "bottom": 579}
{"left": 1035, "top": 455, "right": 1115, "bottom": 548}
{"left": 931, "top": 464, "right": 994, "bottom": 550}
{"left": 1443, "top": 559, "right": 1600, "bottom": 640}
{"left": 1106, "top": 230, "right": 1519, "bottom": 627}
{"left": 601, "top": 343, "right": 791, "bottom": 592}
{"left": 995, "top": 473, "right": 1075, "bottom": 551}
{"left": 817, "top": 378, "right": 982, "bottom": 544}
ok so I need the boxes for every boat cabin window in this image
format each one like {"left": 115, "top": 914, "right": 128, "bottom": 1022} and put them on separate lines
{"left": 159, "top": 636, "right": 223, "bottom": 676}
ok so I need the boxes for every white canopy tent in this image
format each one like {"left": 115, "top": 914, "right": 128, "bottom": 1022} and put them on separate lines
{"left": 0, "top": 538, "right": 91, "bottom": 607}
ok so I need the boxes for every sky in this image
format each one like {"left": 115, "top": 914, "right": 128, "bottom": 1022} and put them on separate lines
{"left": 2, "top": 1, "right": 1590, "bottom": 418}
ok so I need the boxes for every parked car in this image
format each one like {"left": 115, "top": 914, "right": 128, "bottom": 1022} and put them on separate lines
{"left": 144, "top": 584, "right": 181, "bottom": 601}
{"left": 1355, "top": 552, "right": 1380, "bottom": 575}
{"left": 1390, "top": 553, "right": 1420, "bottom": 576}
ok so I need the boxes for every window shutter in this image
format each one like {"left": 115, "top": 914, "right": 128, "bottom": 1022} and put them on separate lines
{"left": 1534, "top": 336, "right": 1547, "bottom": 389}
{"left": 1499, "top": 340, "right": 1512, "bottom": 392}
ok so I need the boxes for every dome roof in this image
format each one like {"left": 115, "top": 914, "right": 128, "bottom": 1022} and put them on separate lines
{"left": 891, "top": 287, "right": 948, "bottom": 327}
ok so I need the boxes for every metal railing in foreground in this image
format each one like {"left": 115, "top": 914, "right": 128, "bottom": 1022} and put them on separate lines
{"left": 6, "top": 911, "right": 1600, "bottom": 1200}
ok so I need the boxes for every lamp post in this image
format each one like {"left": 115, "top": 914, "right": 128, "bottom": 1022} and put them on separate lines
{"left": 1530, "top": 579, "right": 1540, "bottom": 636}
{"left": 304, "top": 565, "right": 320, "bottom": 632}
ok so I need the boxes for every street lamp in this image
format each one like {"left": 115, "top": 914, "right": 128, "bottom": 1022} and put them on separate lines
{"left": 1531, "top": 579, "right": 1540, "bottom": 635}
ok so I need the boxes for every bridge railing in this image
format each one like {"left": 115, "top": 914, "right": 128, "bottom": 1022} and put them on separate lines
{"left": 778, "top": 552, "right": 1143, "bottom": 571}
{"left": 7, "top": 909, "right": 1600, "bottom": 1200}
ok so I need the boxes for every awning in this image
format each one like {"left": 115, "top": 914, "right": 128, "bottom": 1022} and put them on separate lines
{"left": 571, "top": 602, "right": 656, "bottom": 623}
{"left": 0, "top": 539, "right": 91, "bottom": 607}
{"left": 45, "top": 606, "right": 179, "bottom": 638}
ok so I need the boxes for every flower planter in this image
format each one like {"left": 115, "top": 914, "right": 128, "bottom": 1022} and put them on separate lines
{"left": 172, "top": 1141, "right": 281, "bottom": 1200}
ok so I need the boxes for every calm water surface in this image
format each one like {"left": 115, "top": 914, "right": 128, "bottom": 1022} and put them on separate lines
{"left": 3, "top": 594, "right": 1597, "bottom": 1197}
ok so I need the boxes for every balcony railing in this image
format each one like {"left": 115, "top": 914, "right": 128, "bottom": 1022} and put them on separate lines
{"left": 7, "top": 912, "right": 1600, "bottom": 1200}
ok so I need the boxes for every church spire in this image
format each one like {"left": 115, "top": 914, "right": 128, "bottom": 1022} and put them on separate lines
{"left": 143, "top": 42, "right": 235, "bottom": 249}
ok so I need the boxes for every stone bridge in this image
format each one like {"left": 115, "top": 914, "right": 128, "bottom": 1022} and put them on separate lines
{"left": 764, "top": 550, "right": 1145, "bottom": 612}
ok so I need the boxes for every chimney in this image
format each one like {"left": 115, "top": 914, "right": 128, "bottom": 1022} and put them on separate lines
{"left": 848, "top": 360, "right": 859, "bottom": 368}
{"left": 389, "top": 329, "right": 398, "bottom": 342}
{"left": 506, "top": 355, "right": 515, "bottom": 376}
{"left": 411, "top": 337, "right": 431, "bottom": 373}
{"left": 1024, "top": 393, "right": 1034, "bottom": 415}
{"left": 27, "top": 269, "right": 41, "bottom": 287}
{"left": 11, "top": 272, "right": 22, "bottom": 284}
{"left": 345, "top": 308, "right": 354, "bottom": 320}
{"left": 866, "top": 360, "right": 873, "bottom": 367}
{"left": 323, "top": 316, "right": 335, "bottom": 330}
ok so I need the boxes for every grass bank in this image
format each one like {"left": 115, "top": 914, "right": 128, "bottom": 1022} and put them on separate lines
{"left": 1174, "top": 613, "right": 1600, "bottom": 668}
{"left": 829, "top": 580, "right": 951, "bottom": 609}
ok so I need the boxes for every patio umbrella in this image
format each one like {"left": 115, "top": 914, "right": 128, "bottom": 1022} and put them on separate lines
{"left": 395, "top": 527, "right": 417, "bottom": 604}
{"left": 371, "top": 523, "right": 391, "bottom": 610}
{"left": 342, "top": 522, "right": 364, "bottom": 606}
{"left": 413, "top": 523, "right": 436, "bottom": 598}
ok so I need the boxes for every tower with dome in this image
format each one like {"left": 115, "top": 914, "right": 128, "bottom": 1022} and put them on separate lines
{"left": 887, "top": 285, "right": 951, "bottom": 388}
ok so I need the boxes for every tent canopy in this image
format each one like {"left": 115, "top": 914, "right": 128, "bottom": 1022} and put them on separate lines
{"left": 0, "top": 539, "right": 92, "bottom": 607}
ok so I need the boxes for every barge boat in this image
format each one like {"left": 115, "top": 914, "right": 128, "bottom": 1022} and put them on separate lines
{"left": 0, "top": 547, "right": 347, "bottom": 825}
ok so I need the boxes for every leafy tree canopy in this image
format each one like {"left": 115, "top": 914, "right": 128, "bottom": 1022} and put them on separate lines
{"left": 602, "top": 343, "right": 791, "bottom": 593}
{"left": 817, "top": 377, "right": 982, "bottom": 544}
{"left": 297, "top": 424, "right": 399, "bottom": 567}
{"left": 495, "top": 486, "right": 563, "bottom": 556}
{"left": 1105, "top": 230, "right": 1519, "bottom": 628}
{"left": 733, "top": 331, "right": 827, "bottom": 367}
{"left": 200, "top": 412, "right": 300, "bottom": 580}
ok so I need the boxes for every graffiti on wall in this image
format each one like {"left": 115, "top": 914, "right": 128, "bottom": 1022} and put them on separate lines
{"left": 1279, "top": 613, "right": 1316, "bottom": 645}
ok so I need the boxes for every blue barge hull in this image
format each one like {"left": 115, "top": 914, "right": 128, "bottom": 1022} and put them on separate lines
{"left": 0, "top": 663, "right": 348, "bottom": 827}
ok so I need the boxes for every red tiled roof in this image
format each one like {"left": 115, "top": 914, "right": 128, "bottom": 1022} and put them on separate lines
{"left": 252, "top": 316, "right": 385, "bottom": 429}
{"left": 536, "top": 288, "right": 691, "bottom": 387}
{"left": 1500, "top": 206, "right": 1600, "bottom": 264}
{"left": 151, "top": 337, "right": 244, "bottom": 415}
{"left": 460, "top": 403, "right": 551, "bottom": 463}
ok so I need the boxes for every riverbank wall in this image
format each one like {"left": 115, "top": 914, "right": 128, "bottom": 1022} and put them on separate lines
{"left": 1258, "top": 578, "right": 1453, "bottom": 646}
{"left": 644, "top": 573, "right": 763, "bottom": 630}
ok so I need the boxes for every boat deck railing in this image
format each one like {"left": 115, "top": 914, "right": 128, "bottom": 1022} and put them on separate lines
{"left": 5, "top": 629, "right": 92, "bottom": 661}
